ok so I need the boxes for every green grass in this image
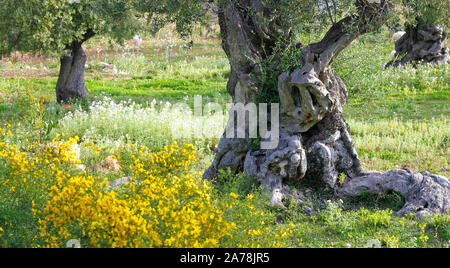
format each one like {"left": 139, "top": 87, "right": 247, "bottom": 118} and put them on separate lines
{"left": 0, "top": 38, "right": 230, "bottom": 103}
{"left": 349, "top": 116, "right": 449, "bottom": 176}
{"left": 213, "top": 171, "right": 450, "bottom": 248}
{"left": 0, "top": 31, "right": 449, "bottom": 248}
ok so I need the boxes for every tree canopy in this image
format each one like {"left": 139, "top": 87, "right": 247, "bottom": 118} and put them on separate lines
{"left": 0, "top": 0, "right": 141, "bottom": 56}
{"left": 399, "top": 0, "right": 450, "bottom": 27}
{"left": 0, "top": 0, "right": 210, "bottom": 102}
{"left": 1, "top": 0, "right": 448, "bottom": 57}
{"left": 0, "top": 0, "right": 213, "bottom": 57}
{"left": 0, "top": 0, "right": 447, "bottom": 103}
{"left": 136, "top": 0, "right": 210, "bottom": 37}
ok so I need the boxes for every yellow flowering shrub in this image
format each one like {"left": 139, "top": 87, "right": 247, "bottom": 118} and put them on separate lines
{"left": 35, "top": 142, "right": 233, "bottom": 248}
{"left": 36, "top": 175, "right": 157, "bottom": 248}
{"left": 0, "top": 127, "right": 79, "bottom": 200}
{"left": 0, "top": 125, "right": 233, "bottom": 248}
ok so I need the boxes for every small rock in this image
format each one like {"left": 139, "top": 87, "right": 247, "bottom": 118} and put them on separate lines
{"left": 76, "top": 164, "right": 86, "bottom": 171}
{"left": 293, "top": 189, "right": 306, "bottom": 203}
{"left": 103, "top": 64, "right": 118, "bottom": 74}
{"left": 108, "top": 177, "right": 133, "bottom": 189}
{"left": 303, "top": 206, "right": 316, "bottom": 216}
{"left": 87, "top": 155, "right": 121, "bottom": 173}
{"left": 61, "top": 104, "right": 72, "bottom": 111}
{"left": 304, "top": 189, "right": 312, "bottom": 197}
{"left": 270, "top": 188, "right": 285, "bottom": 208}
{"left": 390, "top": 50, "right": 397, "bottom": 59}
{"left": 105, "top": 156, "right": 121, "bottom": 172}
{"left": 133, "top": 35, "right": 142, "bottom": 51}
{"left": 392, "top": 31, "right": 406, "bottom": 42}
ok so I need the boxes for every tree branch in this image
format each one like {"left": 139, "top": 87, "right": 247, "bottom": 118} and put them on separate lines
{"left": 324, "top": 0, "right": 336, "bottom": 25}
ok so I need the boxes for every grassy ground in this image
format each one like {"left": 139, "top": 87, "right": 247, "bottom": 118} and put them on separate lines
{"left": 0, "top": 30, "right": 448, "bottom": 248}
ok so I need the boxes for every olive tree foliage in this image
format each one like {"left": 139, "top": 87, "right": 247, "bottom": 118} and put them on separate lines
{"left": 399, "top": 0, "right": 450, "bottom": 27}
{"left": 308, "top": 0, "right": 355, "bottom": 26}
{"left": 135, "top": 0, "right": 211, "bottom": 37}
{"left": 386, "top": 0, "right": 450, "bottom": 67}
{"left": 0, "top": 0, "right": 142, "bottom": 102}
{"left": 0, "top": 0, "right": 215, "bottom": 102}
{"left": 0, "top": 0, "right": 141, "bottom": 56}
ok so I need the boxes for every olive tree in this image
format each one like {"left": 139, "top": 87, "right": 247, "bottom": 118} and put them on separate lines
{"left": 136, "top": 0, "right": 209, "bottom": 37}
{"left": 203, "top": 0, "right": 450, "bottom": 216}
{"left": 386, "top": 0, "right": 450, "bottom": 67}
{"left": 0, "top": 0, "right": 141, "bottom": 102}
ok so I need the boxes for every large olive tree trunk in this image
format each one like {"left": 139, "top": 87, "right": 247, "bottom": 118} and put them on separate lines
{"left": 56, "top": 42, "right": 89, "bottom": 103}
{"left": 205, "top": 0, "right": 450, "bottom": 216}
{"left": 386, "top": 21, "right": 449, "bottom": 68}
{"left": 56, "top": 29, "right": 95, "bottom": 103}
{"left": 203, "top": 0, "right": 292, "bottom": 181}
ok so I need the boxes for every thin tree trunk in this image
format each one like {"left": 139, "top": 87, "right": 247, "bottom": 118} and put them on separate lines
{"left": 331, "top": 0, "right": 338, "bottom": 24}
{"left": 56, "top": 42, "right": 89, "bottom": 103}
{"left": 324, "top": 0, "right": 336, "bottom": 25}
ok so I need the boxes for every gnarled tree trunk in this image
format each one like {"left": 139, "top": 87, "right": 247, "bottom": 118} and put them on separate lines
{"left": 56, "top": 42, "right": 89, "bottom": 103}
{"left": 386, "top": 21, "right": 449, "bottom": 68}
{"left": 203, "top": 0, "right": 293, "bottom": 181}
{"left": 205, "top": 0, "right": 450, "bottom": 216}
{"left": 56, "top": 28, "right": 95, "bottom": 103}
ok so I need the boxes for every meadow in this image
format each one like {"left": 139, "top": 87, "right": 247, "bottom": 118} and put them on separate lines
{"left": 0, "top": 29, "right": 448, "bottom": 248}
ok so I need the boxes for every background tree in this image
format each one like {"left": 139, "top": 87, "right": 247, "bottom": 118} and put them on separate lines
{"left": 386, "top": 0, "right": 450, "bottom": 67}
{"left": 204, "top": 0, "right": 450, "bottom": 216}
{"left": 136, "top": 0, "right": 210, "bottom": 38}
{"left": 0, "top": 0, "right": 141, "bottom": 103}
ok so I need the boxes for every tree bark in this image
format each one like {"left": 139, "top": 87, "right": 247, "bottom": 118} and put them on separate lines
{"left": 336, "top": 169, "right": 450, "bottom": 216}
{"left": 56, "top": 42, "right": 89, "bottom": 103}
{"left": 203, "top": 0, "right": 293, "bottom": 181}
{"left": 205, "top": 0, "right": 390, "bottom": 189}
{"left": 386, "top": 21, "right": 450, "bottom": 68}
{"left": 205, "top": 0, "right": 450, "bottom": 215}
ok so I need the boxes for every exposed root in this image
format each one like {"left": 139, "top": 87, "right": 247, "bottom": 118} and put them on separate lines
{"left": 336, "top": 169, "right": 450, "bottom": 217}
